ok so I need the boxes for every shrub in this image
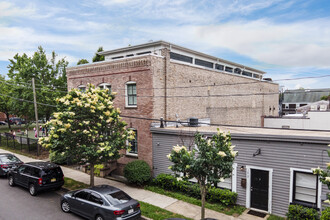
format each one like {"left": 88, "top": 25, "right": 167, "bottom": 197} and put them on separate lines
{"left": 124, "top": 160, "right": 151, "bottom": 186}
{"left": 321, "top": 207, "right": 330, "bottom": 220}
{"left": 152, "top": 173, "right": 237, "bottom": 206}
{"left": 286, "top": 204, "right": 319, "bottom": 220}
{"left": 49, "top": 151, "right": 67, "bottom": 164}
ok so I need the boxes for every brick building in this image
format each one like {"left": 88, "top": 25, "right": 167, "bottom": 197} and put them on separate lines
{"left": 66, "top": 41, "right": 279, "bottom": 174}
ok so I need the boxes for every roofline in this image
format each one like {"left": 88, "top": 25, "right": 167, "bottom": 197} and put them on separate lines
{"left": 98, "top": 40, "right": 266, "bottom": 74}
{"left": 150, "top": 127, "right": 330, "bottom": 144}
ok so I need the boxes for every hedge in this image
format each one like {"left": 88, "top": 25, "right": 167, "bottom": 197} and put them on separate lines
{"left": 321, "top": 207, "right": 330, "bottom": 220}
{"left": 152, "top": 173, "right": 237, "bottom": 206}
{"left": 124, "top": 160, "right": 151, "bottom": 186}
{"left": 286, "top": 204, "right": 319, "bottom": 220}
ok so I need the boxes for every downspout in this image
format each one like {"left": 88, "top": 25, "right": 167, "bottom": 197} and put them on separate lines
{"left": 164, "top": 45, "right": 170, "bottom": 123}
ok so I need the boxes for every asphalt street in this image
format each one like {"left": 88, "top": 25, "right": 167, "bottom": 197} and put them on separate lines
{"left": 0, "top": 176, "right": 82, "bottom": 220}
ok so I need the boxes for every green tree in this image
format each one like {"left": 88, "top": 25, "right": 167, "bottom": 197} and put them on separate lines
{"left": 39, "top": 84, "right": 134, "bottom": 186}
{"left": 0, "top": 76, "right": 13, "bottom": 129}
{"left": 7, "top": 47, "right": 68, "bottom": 121}
{"left": 77, "top": 59, "right": 89, "bottom": 65}
{"left": 321, "top": 95, "right": 330, "bottom": 101}
{"left": 312, "top": 144, "right": 330, "bottom": 205}
{"left": 92, "top": 47, "right": 105, "bottom": 62}
{"left": 167, "top": 130, "right": 237, "bottom": 219}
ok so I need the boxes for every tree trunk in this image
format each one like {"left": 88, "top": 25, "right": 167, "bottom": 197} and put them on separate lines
{"left": 90, "top": 163, "right": 94, "bottom": 186}
{"left": 6, "top": 112, "right": 11, "bottom": 129}
{"left": 200, "top": 183, "right": 206, "bottom": 219}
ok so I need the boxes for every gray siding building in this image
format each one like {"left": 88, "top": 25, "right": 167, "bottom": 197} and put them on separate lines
{"left": 151, "top": 126, "right": 330, "bottom": 217}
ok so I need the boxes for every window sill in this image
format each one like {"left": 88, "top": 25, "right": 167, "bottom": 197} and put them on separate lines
{"left": 125, "top": 153, "right": 138, "bottom": 158}
{"left": 125, "top": 106, "right": 137, "bottom": 109}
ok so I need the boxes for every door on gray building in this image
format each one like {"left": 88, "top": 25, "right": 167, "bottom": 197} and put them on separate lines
{"left": 250, "top": 169, "right": 269, "bottom": 211}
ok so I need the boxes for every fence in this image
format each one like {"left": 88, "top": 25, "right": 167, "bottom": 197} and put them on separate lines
{"left": 0, "top": 132, "right": 45, "bottom": 156}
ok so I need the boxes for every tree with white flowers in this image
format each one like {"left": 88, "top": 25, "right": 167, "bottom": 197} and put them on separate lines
{"left": 39, "top": 84, "right": 134, "bottom": 186}
{"left": 167, "top": 129, "right": 237, "bottom": 219}
{"left": 312, "top": 145, "right": 330, "bottom": 205}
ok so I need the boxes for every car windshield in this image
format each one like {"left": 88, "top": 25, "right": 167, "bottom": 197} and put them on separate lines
{"left": 0, "top": 155, "right": 20, "bottom": 163}
{"left": 104, "top": 191, "right": 131, "bottom": 205}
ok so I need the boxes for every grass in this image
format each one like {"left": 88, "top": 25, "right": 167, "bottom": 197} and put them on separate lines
{"left": 144, "top": 185, "right": 245, "bottom": 216}
{"left": 63, "top": 177, "right": 89, "bottom": 191}
{"left": 267, "top": 214, "right": 286, "bottom": 220}
{"left": 139, "top": 201, "right": 192, "bottom": 220}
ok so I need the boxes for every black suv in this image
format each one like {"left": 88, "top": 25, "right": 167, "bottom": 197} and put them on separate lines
{"left": 7, "top": 162, "right": 64, "bottom": 196}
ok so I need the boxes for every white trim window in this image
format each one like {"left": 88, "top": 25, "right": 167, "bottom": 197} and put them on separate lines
{"left": 125, "top": 82, "right": 137, "bottom": 107}
{"left": 289, "top": 168, "right": 321, "bottom": 209}
{"left": 78, "top": 85, "right": 86, "bottom": 92}
{"left": 217, "top": 163, "right": 237, "bottom": 192}
{"left": 126, "top": 129, "right": 138, "bottom": 156}
{"left": 98, "top": 83, "right": 111, "bottom": 92}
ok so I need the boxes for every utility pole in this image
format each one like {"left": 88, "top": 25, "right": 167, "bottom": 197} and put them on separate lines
{"left": 32, "top": 78, "right": 39, "bottom": 155}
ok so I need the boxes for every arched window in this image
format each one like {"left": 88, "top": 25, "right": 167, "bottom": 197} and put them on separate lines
{"left": 78, "top": 85, "right": 86, "bottom": 93}
{"left": 98, "top": 83, "right": 111, "bottom": 93}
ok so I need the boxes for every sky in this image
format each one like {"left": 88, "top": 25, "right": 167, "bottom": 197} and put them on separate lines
{"left": 0, "top": 0, "right": 330, "bottom": 90}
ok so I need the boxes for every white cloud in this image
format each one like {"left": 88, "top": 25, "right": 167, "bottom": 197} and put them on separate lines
{"left": 0, "top": 2, "right": 36, "bottom": 18}
{"left": 193, "top": 18, "right": 330, "bottom": 68}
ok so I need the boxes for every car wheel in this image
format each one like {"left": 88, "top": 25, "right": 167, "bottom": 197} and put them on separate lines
{"left": 61, "top": 200, "right": 71, "bottom": 213}
{"left": 8, "top": 176, "right": 15, "bottom": 186}
{"left": 29, "top": 183, "right": 37, "bottom": 196}
{"left": 95, "top": 215, "right": 104, "bottom": 220}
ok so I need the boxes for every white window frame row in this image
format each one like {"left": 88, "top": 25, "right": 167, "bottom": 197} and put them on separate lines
{"left": 77, "top": 82, "right": 137, "bottom": 108}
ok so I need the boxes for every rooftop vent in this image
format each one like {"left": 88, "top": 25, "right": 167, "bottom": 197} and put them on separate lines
{"left": 188, "top": 117, "right": 199, "bottom": 127}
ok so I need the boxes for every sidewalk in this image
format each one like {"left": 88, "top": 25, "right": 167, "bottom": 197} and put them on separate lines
{"left": 0, "top": 148, "right": 243, "bottom": 220}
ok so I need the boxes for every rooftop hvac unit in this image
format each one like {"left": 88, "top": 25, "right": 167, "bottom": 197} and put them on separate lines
{"left": 311, "top": 105, "right": 318, "bottom": 111}
{"left": 320, "top": 105, "right": 327, "bottom": 111}
{"left": 188, "top": 117, "right": 199, "bottom": 127}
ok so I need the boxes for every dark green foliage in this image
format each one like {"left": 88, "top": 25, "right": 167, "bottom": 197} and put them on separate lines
{"left": 286, "top": 204, "right": 319, "bottom": 220}
{"left": 152, "top": 174, "right": 237, "bottom": 206}
{"left": 7, "top": 47, "right": 68, "bottom": 121}
{"left": 49, "top": 151, "right": 67, "bottom": 164}
{"left": 77, "top": 59, "right": 89, "bottom": 65}
{"left": 92, "top": 47, "right": 105, "bottom": 62}
{"left": 321, "top": 207, "right": 330, "bottom": 220}
{"left": 124, "top": 160, "right": 151, "bottom": 186}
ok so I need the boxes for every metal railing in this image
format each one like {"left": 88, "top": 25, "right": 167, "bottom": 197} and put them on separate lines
{"left": 0, "top": 132, "right": 45, "bottom": 156}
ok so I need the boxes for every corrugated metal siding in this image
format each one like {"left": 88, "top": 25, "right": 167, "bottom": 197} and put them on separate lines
{"left": 152, "top": 132, "right": 329, "bottom": 217}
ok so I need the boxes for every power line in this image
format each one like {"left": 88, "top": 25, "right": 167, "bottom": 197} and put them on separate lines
{"left": 0, "top": 92, "right": 57, "bottom": 107}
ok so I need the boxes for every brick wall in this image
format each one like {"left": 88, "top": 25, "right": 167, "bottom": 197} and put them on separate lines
{"left": 67, "top": 57, "right": 155, "bottom": 174}
{"left": 67, "top": 51, "right": 279, "bottom": 174}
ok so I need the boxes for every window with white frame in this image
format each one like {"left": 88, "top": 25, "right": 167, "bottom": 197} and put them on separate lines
{"left": 78, "top": 85, "right": 86, "bottom": 92}
{"left": 98, "top": 83, "right": 111, "bottom": 93}
{"left": 127, "top": 129, "right": 138, "bottom": 155}
{"left": 125, "top": 82, "right": 137, "bottom": 107}
{"left": 290, "top": 168, "right": 320, "bottom": 208}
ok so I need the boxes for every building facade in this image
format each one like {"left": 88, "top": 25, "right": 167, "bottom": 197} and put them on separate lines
{"left": 151, "top": 126, "right": 330, "bottom": 217}
{"left": 282, "top": 88, "right": 330, "bottom": 115}
{"left": 66, "top": 41, "right": 279, "bottom": 174}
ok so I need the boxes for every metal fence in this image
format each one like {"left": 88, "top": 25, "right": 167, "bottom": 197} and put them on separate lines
{"left": 0, "top": 132, "right": 44, "bottom": 156}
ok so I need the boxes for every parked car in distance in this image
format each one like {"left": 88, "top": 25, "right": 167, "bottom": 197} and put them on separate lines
{"left": 61, "top": 185, "right": 141, "bottom": 220}
{"left": 8, "top": 117, "right": 24, "bottom": 125}
{"left": 7, "top": 161, "right": 64, "bottom": 196}
{"left": 0, "top": 121, "right": 7, "bottom": 125}
{"left": 0, "top": 153, "right": 23, "bottom": 176}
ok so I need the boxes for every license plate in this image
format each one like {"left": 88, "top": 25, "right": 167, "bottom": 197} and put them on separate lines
{"left": 128, "top": 209, "right": 134, "bottom": 214}
{"left": 51, "top": 178, "right": 56, "bottom": 182}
